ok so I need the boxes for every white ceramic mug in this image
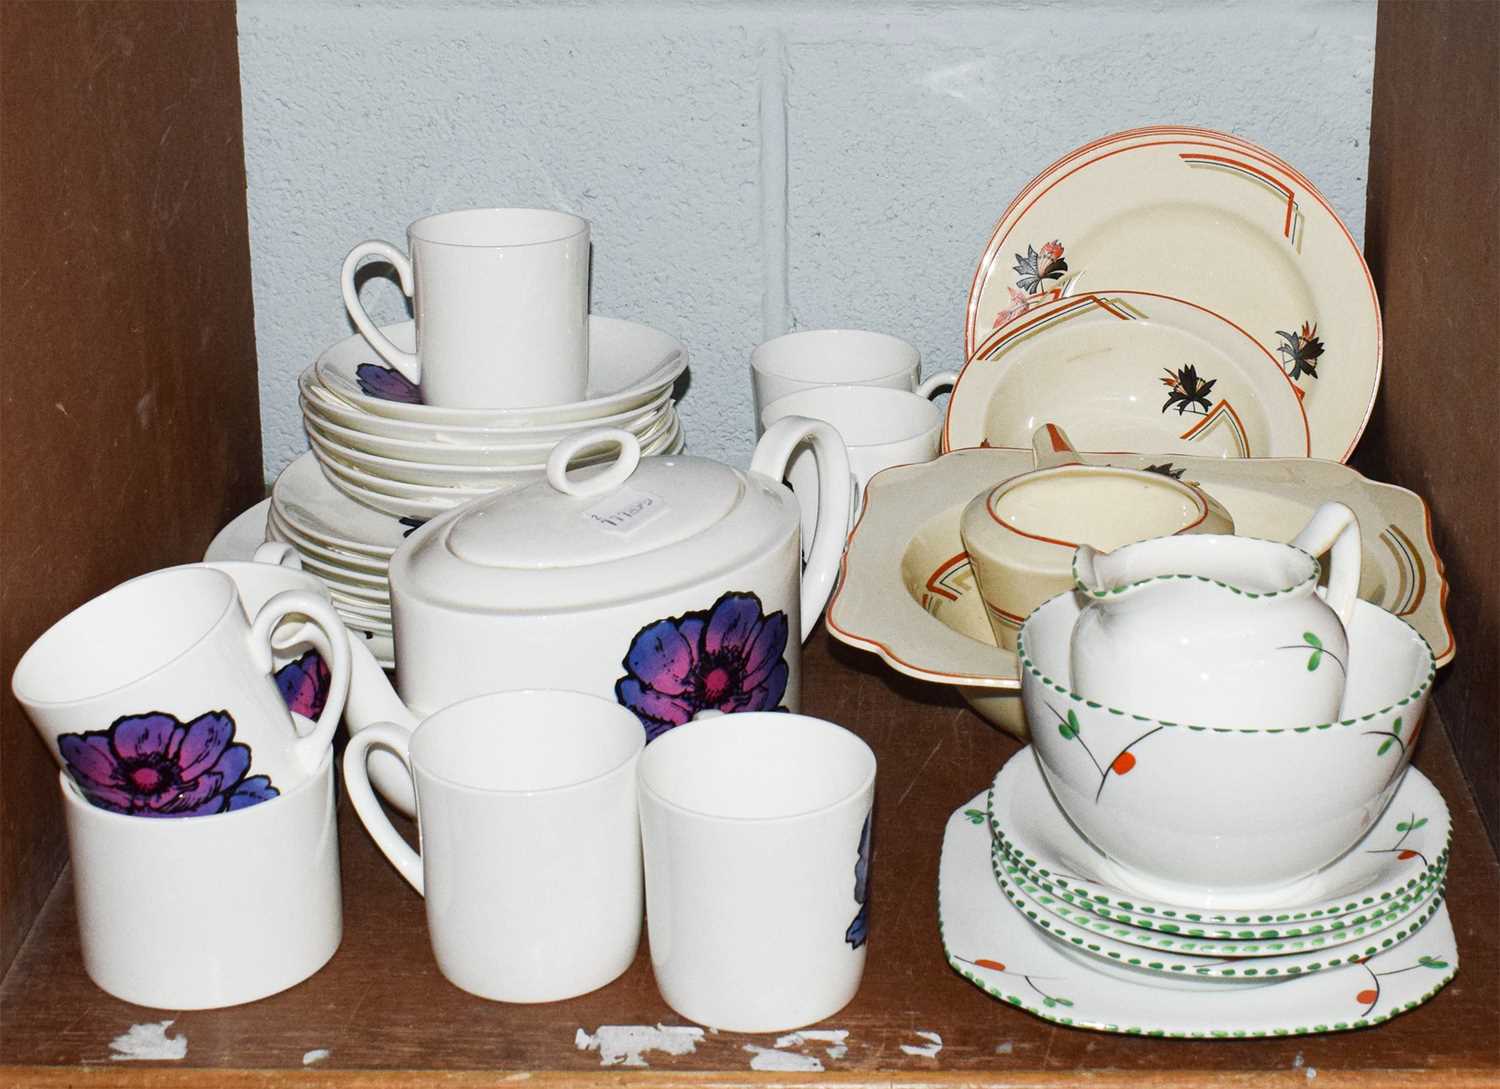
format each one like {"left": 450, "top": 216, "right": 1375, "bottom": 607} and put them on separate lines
{"left": 341, "top": 208, "right": 590, "bottom": 409}
{"left": 343, "top": 690, "right": 645, "bottom": 1003}
{"left": 761, "top": 385, "right": 943, "bottom": 560}
{"left": 12, "top": 566, "right": 351, "bottom": 813}
{"left": 638, "top": 712, "right": 876, "bottom": 1032}
{"left": 61, "top": 749, "right": 341, "bottom": 1008}
{"left": 749, "top": 328, "right": 957, "bottom": 432}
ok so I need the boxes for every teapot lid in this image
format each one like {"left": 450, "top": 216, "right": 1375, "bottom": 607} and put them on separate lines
{"left": 392, "top": 429, "right": 792, "bottom": 611}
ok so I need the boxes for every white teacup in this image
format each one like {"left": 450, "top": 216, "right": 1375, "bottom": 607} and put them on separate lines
{"left": 749, "top": 329, "right": 956, "bottom": 432}
{"left": 638, "top": 712, "right": 876, "bottom": 1032}
{"left": 761, "top": 385, "right": 942, "bottom": 560}
{"left": 343, "top": 690, "right": 645, "bottom": 1003}
{"left": 12, "top": 566, "right": 351, "bottom": 813}
{"left": 61, "top": 749, "right": 341, "bottom": 1008}
{"left": 341, "top": 208, "right": 590, "bottom": 409}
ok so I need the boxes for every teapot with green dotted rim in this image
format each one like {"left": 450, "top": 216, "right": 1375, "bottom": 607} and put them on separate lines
{"left": 1068, "top": 501, "right": 1360, "bottom": 729}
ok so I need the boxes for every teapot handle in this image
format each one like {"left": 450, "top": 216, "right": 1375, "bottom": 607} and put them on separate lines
{"left": 751, "top": 416, "right": 852, "bottom": 643}
{"left": 1291, "top": 501, "right": 1361, "bottom": 629}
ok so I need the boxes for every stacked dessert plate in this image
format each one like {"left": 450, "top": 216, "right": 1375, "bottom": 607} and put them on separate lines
{"left": 300, "top": 315, "right": 687, "bottom": 518}
{"left": 939, "top": 749, "right": 1458, "bottom": 1037}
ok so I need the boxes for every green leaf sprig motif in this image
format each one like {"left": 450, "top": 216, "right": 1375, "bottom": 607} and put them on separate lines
{"left": 1364, "top": 813, "right": 1430, "bottom": 868}
{"left": 1277, "top": 631, "right": 1345, "bottom": 674}
{"left": 964, "top": 809, "right": 986, "bottom": 825}
{"left": 1354, "top": 950, "right": 1448, "bottom": 1017}
{"left": 1044, "top": 703, "right": 1161, "bottom": 802}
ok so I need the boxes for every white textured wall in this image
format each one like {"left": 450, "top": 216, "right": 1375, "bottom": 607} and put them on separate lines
{"left": 239, "top": 0, "right": 1377, "bottom": 481}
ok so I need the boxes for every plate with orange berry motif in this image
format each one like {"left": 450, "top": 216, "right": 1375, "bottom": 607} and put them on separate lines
{"left": 989, "top": 747, "right": 1451, "bottom": 927}
{"left": 965, "top": 129, "right": 1379, "bottom": 462}
{"left": 940, "top": 785, "right": 1458, "bottom": 1037}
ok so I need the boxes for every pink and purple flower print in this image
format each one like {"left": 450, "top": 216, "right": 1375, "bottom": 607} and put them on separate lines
{"left": 59, "top": 711, "right": 278, "bottom": 818}
{"left": 274, "top": 650, "right": 332, "bottom": 721}
{"left": 355, "top": 362, "right": 422, "bottom": 404}
{"left": 614, "top": 592, "right": 790, "bottom": 741}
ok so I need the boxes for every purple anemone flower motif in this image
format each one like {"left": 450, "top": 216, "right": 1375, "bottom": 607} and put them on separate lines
{"left": 274, "top": 650, "right": 331, "bottom": 720}
{"left": 58, "top": 710, "right": 277, "bottom": 817}
{"left": 355, "top": 362, "right": 422, "bottom": 404}
{"left": 615, "top": 591, "right": 790, "bottom": 742}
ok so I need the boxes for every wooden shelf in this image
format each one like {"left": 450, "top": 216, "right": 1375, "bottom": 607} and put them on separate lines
{"left": 2, "top": 629, "right": 1496, "bottom": 1086}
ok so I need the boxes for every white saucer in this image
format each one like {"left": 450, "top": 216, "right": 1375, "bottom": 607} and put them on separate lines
{"left": 272, "top": 452, "right": 417, "bottom": 554}
{"left": 992, "top": 747, "right": 1450, "bottom": 926}
{"left": 205, "top": 499, "right": 270, "bottom": 563}
{"left": 205, "top": 497, "right": 396, "bottom": 669}
{"left": 941, "top": 787, "right": 1458, "bottom": 1036}
{"left": 315, "top": 314, "right": 687, "bottom": 426}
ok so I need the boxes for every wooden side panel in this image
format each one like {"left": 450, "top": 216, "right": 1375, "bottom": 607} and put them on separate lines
{"left": 1359, "top": 1, "right": 1499, "bottom": 847}
{"left": 0, "top": 1, "right": 262, "bottom": 974}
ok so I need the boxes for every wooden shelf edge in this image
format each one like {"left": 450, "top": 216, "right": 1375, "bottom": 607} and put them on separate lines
{"left": 3, "top": 1066, "right": 1498, "bottom": 1089}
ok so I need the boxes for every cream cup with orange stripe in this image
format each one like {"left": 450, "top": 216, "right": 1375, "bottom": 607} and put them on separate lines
{"left": 959, "top": 425, "right": 1232, "bottom": 652}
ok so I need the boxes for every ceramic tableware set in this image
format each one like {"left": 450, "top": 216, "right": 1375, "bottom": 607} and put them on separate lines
{"left": 17, "top": 206, "right": 880, "bottom": 1030}
{"left": 820, "top": 126, "right": 1462, "bottom": 1037}
{"left": 232, "top": 208, "right": 689, "bottom": 664}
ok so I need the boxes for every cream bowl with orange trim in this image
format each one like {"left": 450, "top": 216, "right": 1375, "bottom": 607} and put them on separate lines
{"left": 960, "top": 461, "right": 1231, "bottom": 651}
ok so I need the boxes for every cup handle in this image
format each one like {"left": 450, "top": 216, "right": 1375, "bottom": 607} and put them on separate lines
{"left": 246, "top": 590, "right": 352, "bottom": 774}
{"left": 252, "top": 541, "right": 302, "bottom": 570}
{"left": 340, "top": 239, "right": 420, "bottom": 384}
{"left": 751, "top": 416, "right": 852, "bottom": 642}
{"left": 1291, "top": 501, "right": 1362, "bottom": 629}
{"left": 1030, "top": 423, "right": 1085, "bottom": 469}
{"left": 915, "top": 370, "right": 958, "bottom": 398}
{"left": 342, "top": 723, "right": 423, "bottom": 893}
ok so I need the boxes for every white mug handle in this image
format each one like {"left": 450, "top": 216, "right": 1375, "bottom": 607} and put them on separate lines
{"left": 750, "top": 416, "right": 852, "bottom": 643}
{"left": 915, "top": 370, "right": 958, "bottom": 398}
{"left": 246, "top": 590, "right": 352, "bottom": 774}
{"left": 252, "top": 541, "right": 302, "bottom": 570}
{"left": 343, "top": 724, "right": 424, "bottom": 893}
{"left": 1291, "top": 501, "right": 1362, "bottom": 629}
{"left": 340, "top": 239, "right": 420, "bottom": 384}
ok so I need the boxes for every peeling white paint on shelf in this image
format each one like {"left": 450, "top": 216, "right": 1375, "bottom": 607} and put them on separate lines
{"left": 745, "top": 1044, "right": 824, "bottom": 1072}
{"left": 109, "top": 1021, "right": 187, "bottom": 1062}
{"left": 995, "top": 1040, "right": 1013, "bottom": 1055}
{"left": 900, "top": 1029, "right": 943, "bottom": 1058}
{"left": 774, "top": 1028, "right": 849, "bottom": 1060}
{"left": 575, "top": 1024, "right": 705, "bottom": 1068}
{"left": 303, "top": 1048, "right": 331, "bottom": 1065}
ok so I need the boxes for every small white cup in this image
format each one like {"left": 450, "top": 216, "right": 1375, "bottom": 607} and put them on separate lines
{"left": 638, "top": 712, "right": 876, "bottom": 1032}
{"left": 341, "top": 208, "right": 590, "bottom": 409}
{"left": 61, "top": 749, "right": 341, "bottom": 1009}
{"left": 343, "top": 690, "right": 646, "bottom": 1003}
{"left": 749, "top": 328, "right": 955, "bottom": 432}
{"left": 761, "top": 385, "right": 943, "bottom": 559}
{"left": 13, "top": 566, "right": 351, "bottom": 812}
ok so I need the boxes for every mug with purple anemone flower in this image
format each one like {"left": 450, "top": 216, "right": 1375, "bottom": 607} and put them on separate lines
{"left": 13, "top": 565, "right": 352, "bottom": 814}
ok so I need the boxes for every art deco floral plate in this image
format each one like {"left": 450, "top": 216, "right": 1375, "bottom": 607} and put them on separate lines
{"left": 826, "top": 448, "right": 1453, "bottom": 729}
{"left": 945, "top": 291, "right": 1310, "bottom": 458}
{"left": 989, "top": 749, "right": 1451, "bottom": 926}
{"left": 940, "top": 789, "right": 1458, "bottom": 1036}
{"left": 966, "top": 129, "right": 1379, "bottom": 462}
{"left": 314, "top": 315, "right": 687, "bottom": 427}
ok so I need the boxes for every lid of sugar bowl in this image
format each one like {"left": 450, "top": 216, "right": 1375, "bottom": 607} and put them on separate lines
{"left": 390, "top": 422, "right": 851, "bottom": 622}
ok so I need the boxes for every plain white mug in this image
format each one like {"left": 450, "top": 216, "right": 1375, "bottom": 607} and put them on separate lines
{"left": 638, "top": 712, "right": 876, "bottom": 1032}
{"left": 341, "top": 208, "right": 590, "bottom": 409}
{"left": 749, "top": 328, "right": 956, "bottom": 432}
{"left": 343, "top": 689, "right": 646, "bottom": 1003}
{"left": 13, "top": 566, "right": 351, "bottom": 814}
{"left": 761, "top": 385, "right": 943, "bottom": 560}
{"left": 61, "top": 749, "right": 341, "bottom": 1008}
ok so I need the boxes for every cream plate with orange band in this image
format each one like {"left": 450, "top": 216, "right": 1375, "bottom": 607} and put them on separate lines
{"left": 945, "top": 291, "right": 1310, "bottom": 458}
{"left": 965, "top": 129, "right": 1379, "bottom": 462}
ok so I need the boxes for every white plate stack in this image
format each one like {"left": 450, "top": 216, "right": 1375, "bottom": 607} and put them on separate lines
{"left": 260, "top": 314, "right": 689, "bottom": 664}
